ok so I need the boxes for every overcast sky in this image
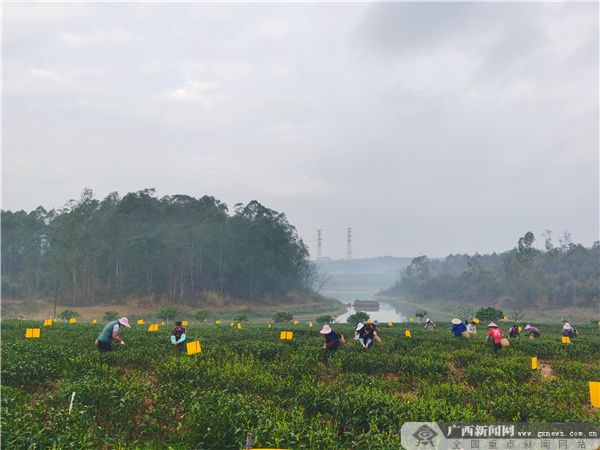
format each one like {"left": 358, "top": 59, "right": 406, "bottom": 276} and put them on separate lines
{"left": 2, "top": 2, "right": 598, "bottom": 259}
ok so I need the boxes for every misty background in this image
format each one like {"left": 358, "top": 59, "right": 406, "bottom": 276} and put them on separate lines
{"left": 3, "top": 2, "right": 598, "bottom": 259}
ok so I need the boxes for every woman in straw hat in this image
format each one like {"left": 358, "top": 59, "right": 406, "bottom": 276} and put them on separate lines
{"left": 424, "top": 318, "right": 437, "bottom": 330}
{"left": 561, "top": 322, "right": 578, "bottom": 338}
{"left": 95, "top": 316, "right": 131, "bottom": 352}
{"left": 320, "top": 324, "right": 341, "bottom": 351}
{"left": 524, "top": 324, "right": 540, "bottom": 339}
{"left": 355, "top": 322, "right": 374, "bottom": 349}
{"left": 485, "top": 322, "right": 504, "bottom": 354}
{"left": 450, "top": 318, "right": 467, "bottom": 337}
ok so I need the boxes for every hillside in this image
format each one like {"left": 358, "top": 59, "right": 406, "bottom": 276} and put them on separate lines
{"left": 381, "top": 231, "right": 599, "bottom": 313}
{"left": 1, "top": 189, "right": 320, "bottom": 310}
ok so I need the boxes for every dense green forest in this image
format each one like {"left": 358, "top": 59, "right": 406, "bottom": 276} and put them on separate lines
{"left": 1, "top": 189, "right": 315, "bottom": 306}
{"left": 382, "top": 231, "right": 599, "bottom": 310}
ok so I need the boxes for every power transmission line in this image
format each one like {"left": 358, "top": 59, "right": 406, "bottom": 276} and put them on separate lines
{"left": 346, "top": 227, "right": 353, "bottom": 260}
{"left": 317, "top": 229, "right": 323, "bottom": 260}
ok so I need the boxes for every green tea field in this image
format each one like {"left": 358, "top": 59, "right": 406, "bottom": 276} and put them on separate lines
{"left": 2, "top": 320, "right": 599, "bottom": 449}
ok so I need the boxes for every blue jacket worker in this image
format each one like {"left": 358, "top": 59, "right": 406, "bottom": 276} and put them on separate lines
{"left": 320, "top": 324, "right": 340, "bottom": 351}
{"left": 451, "top": 318, "right": 467, "bottom": 337}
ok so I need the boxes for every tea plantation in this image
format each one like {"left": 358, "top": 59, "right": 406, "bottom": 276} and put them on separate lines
{"left": 2, "top": 320, "right": 599, "bottom": 449}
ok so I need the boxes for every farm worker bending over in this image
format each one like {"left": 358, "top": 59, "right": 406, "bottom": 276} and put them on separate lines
{"left": 467, "top": 321, "right": 477, "bottom": 334}
{"left": 485, "top": 322, "right": 503, "bottom": 354}
{"left": 170, "top": 321, "right": 187, "bottom": 353}
{"left": 451, "top": 318, "right": 467, "bottom": 337}
{"left": 524, "top": 324, "right": 540, "bottom": 338}
{"left": 508, "top": 324, "right": 520, "bottom": 338}
{"left": 562, "top": 322, "right": 578, "bottom": 338}
{"left": 365, "top": 321, "right": 381, "bottom": 343}
{"left": 424, "top": 318, "right": 437, "bottom": 330}
{"left": 355, "top": 323, "right": 373, "bottom": 349}
{"left": 96, "top": 317, "right": 130, "bottom": 352}
{"left": 320, "top": 324, "right": 340, "bottom": 351}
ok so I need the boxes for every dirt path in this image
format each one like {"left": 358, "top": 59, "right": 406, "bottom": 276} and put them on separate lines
{"left": 539, "top": 360, "right": 555, "bottom": 382}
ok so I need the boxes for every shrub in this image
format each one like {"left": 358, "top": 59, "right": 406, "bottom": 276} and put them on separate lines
{"left": 475, "top": 307, "right": 504, "bottom": 322}
{"left": 415, "top": 309, "right": 427, "bottom": 319}
{"left": 316, "top": 315, "right": 334, "bottom": 325}
{"left": 193, "top": 310, "right": 209, "bottom": 322}
{"left": 347, "top": 311, "right": 369, "bottom": 324}
{"left": 272, "top": 312, "right": 293, "bottom": 323}
{"left": 233, "top": 312, "right": 248, "bottom": 322}
{"left": 57, "top": 309, "right": 78, "bottom": 320}
{"left": 157, "top": 306, "right": 178, "bottom": 321}
{"left": 103, "top": 311, "right": 119, "bottom": 321}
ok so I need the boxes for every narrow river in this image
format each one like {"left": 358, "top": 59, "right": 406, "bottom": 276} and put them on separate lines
{"left": 322, "top": 286, "right": 408, "bottom": 323}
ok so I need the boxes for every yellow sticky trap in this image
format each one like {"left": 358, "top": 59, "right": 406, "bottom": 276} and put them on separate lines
{"left": 387, "top": 322, "right": 393, "bottom": 327}
{"left": 293, "top": 320, "right": 299, "bottom": 325}
{"left": 137, "top": 319, "right": 145, "bottom": 325}
{"left": 237, "top": 323, "right": 242, "bottom": 330}
{"left": 590, "top": 382, "right": 600, "bottom": 407}
{"left": 215, "top": 320, "right": 221, "bottom": 325}
{"left": 43, "top": 319, "right": 52, "bottom": 326}
{"left": 531, "top": 356, "right": 538, "bottom": 370}
{"left": 309, "top": 322, "right": 313, "bottom": 328}
{"left": 279, "top": 331, "right": 293, "bottom": 340}
{"left": 518, "top": 326, "right": 522, "bottom": 332}
{"left": 182, "top": 320, "right": 189, "bottom": 327}
{"left": 69, "top": 318, "right": 77, "bottom": 324}
{"left": 409, "top": 317, "right": 414, "bottom": 322}
{"left": 405, "top": 329, "right": 411, "bottom": 338}
{"left": 25, "top": 328, "right": 41, "bottom": 338}
{"left": 186, "top": 341, "right": 201, "bottom": 355}
{"left": 230, "top": 322, "right": 234, "bottom": 327}
{"left": 148, "top": 324, "right": 159, "bottom": 332}
{"left": 92, "top": 319, "right": 97, "bottom": 324}
{"left": 561, "top": 336, "right": 571, "bottom": 344}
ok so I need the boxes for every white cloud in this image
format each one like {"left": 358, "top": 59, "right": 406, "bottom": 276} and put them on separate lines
{"left": 30, "top": 67, "right": 63, "bottom": 82}
{"left": 256, "top": 20, "right": 292, "bottom": 38}
{"left": 187, "top": 80, "right": 218, "bottom": 92}
{"left": 182, "top": 60, "right": 254, "bottom": 81}
{"left": 163, "top": 80, "right": 226, "bottom": 105}
{"left": 3, "top": 3, "right": 90, "bottom": 23}
{"left": 270, "top": 64, "right": 290, "bottom": 75}
{"left": 59, "top": 28, "right": 141, "bottom": 46}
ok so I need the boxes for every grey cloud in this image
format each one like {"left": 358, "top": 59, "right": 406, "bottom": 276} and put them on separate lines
{"left": 2, "top": 3, "right": 598, "bottom": 258}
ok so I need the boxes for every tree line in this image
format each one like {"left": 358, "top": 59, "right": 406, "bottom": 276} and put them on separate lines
{"left": 1, "top": 189, "right": 316, "bottom": 306}
{"left": 382, "top": 231, "right": 599, "bottom": 310}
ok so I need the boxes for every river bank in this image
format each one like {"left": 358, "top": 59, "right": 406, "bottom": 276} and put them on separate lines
{"left": 378, "top": 295, "right": 600, "bottom": 324}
